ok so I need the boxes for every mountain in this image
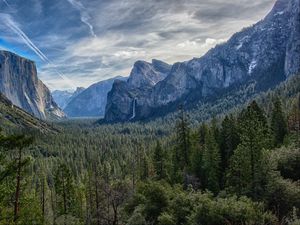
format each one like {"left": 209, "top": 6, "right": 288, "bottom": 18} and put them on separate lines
{"left": 104, "top": 60, "right": 172, "bottom": 121}
{"left": 64, "top": 76, "right": 126, "bottom": 117}
{"left": 52, "top": 87, "right": 85, "bottom": 109}
{"left": 104, "top": 0, "right": 300, "bottom": 123}
{"left": 0, "top": 93, "right": 58, "bottom": 132}
{"left": 52, "top": 90, "right": 73, "bottom": 109}
{"left": 0, "top": 50, "right": 65, "bottom": 120}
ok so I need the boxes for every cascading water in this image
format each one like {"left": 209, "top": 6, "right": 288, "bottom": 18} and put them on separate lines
{"left": 130, "top": 98, "right": 136, "bottom": 120}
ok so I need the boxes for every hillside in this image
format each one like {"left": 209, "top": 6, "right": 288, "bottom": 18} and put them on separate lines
{"left": 0, "top": 93, "right": 59, "bottom": 133}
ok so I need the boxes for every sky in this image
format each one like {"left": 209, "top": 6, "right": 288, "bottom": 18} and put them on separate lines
{"left": 0, "top": 0, "right": 276, "bottom": 90}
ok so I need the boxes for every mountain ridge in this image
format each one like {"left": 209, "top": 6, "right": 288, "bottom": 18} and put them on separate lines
{"left": 104, "top": 0, "right": 300, "bottom": 123}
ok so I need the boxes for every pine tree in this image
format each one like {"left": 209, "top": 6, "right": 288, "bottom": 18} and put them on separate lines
{"left": 4, "top": 135, "right": 33, "bottom": 222}
{"left": 202, "top": 128, "right": 221, "bottom": 194}
{"left": 219, "top": 115, "right": 240, "bottom": 187}
{"left": 175, "top": 105, "right": 191, "bottom": 169}
{"left": 140, "top": 152, "right": 150, "bottom": 181}
{"left": 227, "top": 101, "right": 271, "bottom": 199}
{"left": 54, "top": 163, "right": 76, "bottom": 218}
{"left": 191, "top": 123, "right": 207, "bottom": 188}
{"left": 271, "top": 97, "right": 287, "bottom": 147}
{"left": 288, "top": 95, "right": 300, "bottom": 147}
{"left": 174, "top": 105, "right": 191, "bottom": 188}
{"left": 153, "top": 141, "right": 166, "bottom": 180}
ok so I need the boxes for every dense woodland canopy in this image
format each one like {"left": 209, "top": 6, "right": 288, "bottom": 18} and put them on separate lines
{"left": 0, "top": 75, "right": 300, "bottom": 225}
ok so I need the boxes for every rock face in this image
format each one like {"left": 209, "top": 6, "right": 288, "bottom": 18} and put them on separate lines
{"left": 52, "top": 87, "right": 85, "bottom": 109}
{"left": 104, "top": 0, "right": 300, "bottom": 122}
{"left": 105, "top": 60, "right": 171, "bottom": 122}
{"left": 64, "top": 76, "right": 126, "bottom": 117}
{"left": 0, "top": 50, "right": 65, "bottom": 120}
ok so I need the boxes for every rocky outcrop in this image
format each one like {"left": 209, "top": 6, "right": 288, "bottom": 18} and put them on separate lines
{"left": 0, "top": 50, "right": 65, "bottom": 120}
{"left": 104, "top": 0, "right": 300, "bottom": 122}
{"left": 105, "top": 60, "right": 171, "bottom": 122}
{"left": 64, "top": 76, "right": 126, "bottom": 117}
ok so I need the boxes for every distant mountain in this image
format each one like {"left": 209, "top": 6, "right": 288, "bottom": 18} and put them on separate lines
{"left": 0, "top": 50, "right": 65, "bottom": 120}
{"left": 64, "top": 76, "right": 126, "bottom": 117}
{"left": 104, "top": 0, "right": 300, "bottom": 122}
{"left": 0, "top": 93, "right": 58, "bottom": 132}
{"left": 52, "top": 90, "right": 73, "bottom": 109}
{"left": 52, "top": 87, "right": 85, "bottom": 109}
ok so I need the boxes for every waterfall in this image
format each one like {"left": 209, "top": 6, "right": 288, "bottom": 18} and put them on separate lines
{"left": 130, "top": 98, "right": 136, "bottom": 120}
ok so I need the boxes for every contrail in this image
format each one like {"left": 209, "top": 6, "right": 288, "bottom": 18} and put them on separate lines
{"left": 2, "top": 0, "right": 10, "bottom": 7}
{"left": 0, "top": 13, "right": 76, "bottom": 89}
{"left": 66, "top": 0, "right": 96, "bottom": 37}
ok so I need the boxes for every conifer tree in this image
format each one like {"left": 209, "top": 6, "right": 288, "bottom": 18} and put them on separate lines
{"left": 175, "top": 105, "right": 191, "bottom": 169}
{"left": 271, "top": 97, "right": 287, "bottom": 147}
{"left": 54, "top": 163, "right": 76, "bottom": 218}
{"left": 227, "top": 101, "right": 271, "bottom": 199}
{"left": 190, "top": 123, "right": 208, "bottom": 188}
{"left": 174, "top": 105, "right": 191, "bottom": 188}
{"left": 219, "top": 115, "right": 240, "bottom": 187}
{"left": 202, "top": 128, "right": 221, "bottom": 194}
{"left": 153, "top": 141, "right": 166, "bottom": 180}
{"left": 4, "top": 135, "right": 33, "bottom": 222}
{"left": 288, "top": 95, "right": 300, "bottom": 146}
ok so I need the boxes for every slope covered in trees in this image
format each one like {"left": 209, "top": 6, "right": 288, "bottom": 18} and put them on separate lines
{"left": 0, "top": 75, "right": 299, "bottom": 224}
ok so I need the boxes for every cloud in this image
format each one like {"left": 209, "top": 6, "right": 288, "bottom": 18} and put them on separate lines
{"left": 0, "top": 0, "right": 276, "bottom": 90}
{"left": 66, "top": 0, "right": 96, "bottom": 37}
{"left": 0, "top": 13, "right": 76, "bottom": 89}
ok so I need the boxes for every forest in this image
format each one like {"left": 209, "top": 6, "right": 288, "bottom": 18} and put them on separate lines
{"left": 0, "top": 75, "right": 300, "bottom": 225}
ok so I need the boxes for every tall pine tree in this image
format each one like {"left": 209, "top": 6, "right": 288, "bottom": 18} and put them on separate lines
{"left": 219, "top": 115, "right": 240, "bottom": 187}
{"left": 202, "top": 128, "right": 221, "bottom": 194}
{"left": 153, "top": 141, "right": 167, "bottom": 180}
{"left": 271, "top": 97, "right": 287, "bottom": 147}
{"left": 227, "top": 101, "right": 271, "bottom": 199}
{"left": 173, "top": 106, "right": 191, "bottom": 187}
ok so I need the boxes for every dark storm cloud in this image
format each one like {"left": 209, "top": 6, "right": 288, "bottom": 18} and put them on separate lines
{"left": 0, "top": 0, "right": 276, "bottom": 90}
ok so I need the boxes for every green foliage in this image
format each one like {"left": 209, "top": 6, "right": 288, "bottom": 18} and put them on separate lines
{"left": 153, "top": 141, "right": 167, "bottom": 180}
{"left": 124, "top": 181, "right": 278, "bottom": 225}
{"left": 54, "top": 163, "right": 78, "bottom": 217}
{"left": 0, "top": 75, "right": 300, "bottom": 224}
{"left": 189, "top": 195, "right": 277, "bottom": 225}
{"left": 227, "top": 101, "right": 272, "bottom": 199}
{"left": 202, "top": 128, "right": 221, "bottom": 194}
{"left": 219, "top": 115, "right": 240, "bottom": 187}
{"left": 271, "top": 97, "right": 288, "bottom": 147}
{"left": 174, "top": 106, "right": 191, "bottom": 171}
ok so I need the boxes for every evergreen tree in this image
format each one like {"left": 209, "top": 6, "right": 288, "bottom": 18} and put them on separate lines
{"left": 227, "top": 101, "right": 271, "bottom": 199}
{"left": 173, "top": 106, "right": 191, "bottom": 187}
{"left": 271, "top": 97, "right": 287, "bottom": 147}
{"left": 288, "top": 95, "right": 300, "bottom": 147}
{"left": 54, "top": 163, "right": 77, "bottom": 218}
{"left": 140, "top": 151, "right": 150, "bottom": 181}
{"left": 202, "top": 128, "right": 221, "bottom": 194}
{"left": 153, "top": 141, "right": 166, "bottom": 180}
{"left": 219, "top": 115, "right": 240, "bottom": 187}
{"left": 175, "top": 105, "right": 191, "bottom": 169}
{"left": 190, "top": 124, "right": 207, "bottom": 188}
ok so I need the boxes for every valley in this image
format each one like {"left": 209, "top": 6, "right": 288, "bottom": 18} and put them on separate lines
{"left": 0, "top": 0, "right": 299, "bottom": 224}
